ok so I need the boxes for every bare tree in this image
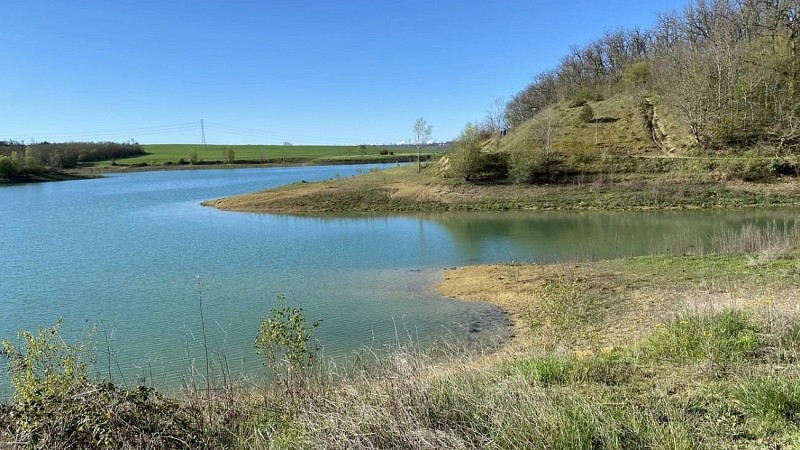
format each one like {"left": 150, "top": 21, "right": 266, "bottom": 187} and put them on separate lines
{"left": 413, "top": 117, "right": 432, "bottom": 173}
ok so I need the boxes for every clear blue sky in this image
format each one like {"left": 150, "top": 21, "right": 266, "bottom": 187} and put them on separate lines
{"left": 1, "top": 1, "right": 687, "bottom": 145}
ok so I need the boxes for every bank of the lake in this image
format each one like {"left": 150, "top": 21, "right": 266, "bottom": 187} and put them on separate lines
{"left": 5, "top": 240, "right": 800, "bottom": 448}
{"left": 204, "top": 164, "right": 800, "bottom": 214}
{"left": 0, "top": 170, "right": 95, "bottom": 184}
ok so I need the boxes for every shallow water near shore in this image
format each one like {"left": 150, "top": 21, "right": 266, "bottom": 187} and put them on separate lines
{"left": 1, "top": 164, "right": 797, "bottom": 391}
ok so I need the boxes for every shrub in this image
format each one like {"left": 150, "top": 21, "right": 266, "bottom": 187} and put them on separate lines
{"left": 448, "top": 123, "right": 490, "bottom": 181}
{"left": 0, "top": 320, "right": 205, "bottom": 449}
{"left": 718, "top": 158, "right": 778, "bottom": 181}
{"left": 254, "top": 294, "right": 321, "bottom": 385}
{"left": 0, "top": 155, "right": 19, "bottom": 179}
{"left": 569, "top": 87, "right": 603, "bottom": 108}
{"left": 508, "top": 117, "right": 562, "bottom": 183}
{"left": 578, "top": 104, "right": 594, "bottom": 123}
{"left": 624, "top": 61, "right": 652, "bottom": 90}
{"left": 1, "top": 319, "right": 93, "bottom": 403}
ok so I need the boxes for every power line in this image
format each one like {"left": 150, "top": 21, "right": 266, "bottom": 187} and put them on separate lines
{"left": 204, "top": 122, "right": 361, "bottom": 145}
{"left": 5, "top": 122, "right": 199, "bottom": 142}
{"left": 5, "top": 121, "right": 383, "bottom": 145}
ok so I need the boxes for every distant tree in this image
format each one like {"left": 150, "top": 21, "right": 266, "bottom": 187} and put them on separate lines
{"left": 413, "top": 117, "right": 432, "bottom": 173}
{"left": 283, "top": 141, "right": 293, "bottom": 146}
{"left": 0, "top": 156, "right": 19, "bottom": 180}
{"left": 359, "top": 144, "right": 367, "bottom": 156}
{"left": 10, "top": 150, "right": 23, "bottom": 170}
{"left": 188, "top": 149, "right": 198, "bottom": 165}
{"left": 222, "top": 146, "right": 235, "bottom": 164}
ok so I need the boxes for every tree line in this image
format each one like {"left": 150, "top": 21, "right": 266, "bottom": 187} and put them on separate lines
{"left": 504, "top": 0, "right": 799, "bottom": 151}
{"left": 0, "top": 141, "right": 145, "bottom": 174}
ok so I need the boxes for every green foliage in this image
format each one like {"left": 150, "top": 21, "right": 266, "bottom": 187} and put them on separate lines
{"left": 1, "top": 320, "right": 205, "bottom": 449}
{"left": 254, "top": 294, "right": 321, "bottom": 381}
{"left": 624, "top": 61, "right": 651, "bottom": 90}
{"left": 638, "top": 311, "right": 760, "bottom": 364}
{"left": 508, "top": 116, "right": 561, "bottom": 183}
{"left": 578, "top": 104, "right": 594, "bottom": 123}
{"left": 187, "top": 149, "right": 198, "bottom": 164}
{"left": 716, "top": 157, "right": 779, "bottom": 182}
{"left": 0, "top": 142, "right": 144, "bottom": 169}
{"left": 1, "top": 319, "right": 94, "bottom": 403}
{"left": 569, "top": 87, "right": 603, "bottom": 108}
{"left": 0, "top": 155, "right": 19, "bottom": 179}
{"left": 448, "top": 123, "right": 489, "bottom": 181}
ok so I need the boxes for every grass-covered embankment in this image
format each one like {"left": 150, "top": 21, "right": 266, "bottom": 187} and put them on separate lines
{"left": 204, "top": 162, "right": 800, "bottom": 215}
{"left": 2, "top": 224, "right": 800, "bottom": 448}
{"left": 80, "top": 144, "right": 444, "bottom": 171}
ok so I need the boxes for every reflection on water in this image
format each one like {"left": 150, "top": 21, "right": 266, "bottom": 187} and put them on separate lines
{"left": 0, "top": 165, "right": 797, "bottom": 390}
{"left": 428, "top": 210, "right": 798, "bottom": 262}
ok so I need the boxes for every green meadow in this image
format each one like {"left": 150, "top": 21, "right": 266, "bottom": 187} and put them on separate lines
{"left": 93, "top": 144, "right": 445, "bottom": 167}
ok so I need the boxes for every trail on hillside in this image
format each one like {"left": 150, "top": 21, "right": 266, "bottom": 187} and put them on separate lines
{"left": 643, "top": 98, "right": 676, "bottom": 153}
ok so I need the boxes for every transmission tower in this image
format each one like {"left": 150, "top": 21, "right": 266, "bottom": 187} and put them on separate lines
{"left": 201, "top": 119, "right": 206, "bottom": 145}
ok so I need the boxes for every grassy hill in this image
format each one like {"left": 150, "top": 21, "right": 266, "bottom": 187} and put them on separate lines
{"left": 499, "top": 94, "right": 656, "bottom": 155}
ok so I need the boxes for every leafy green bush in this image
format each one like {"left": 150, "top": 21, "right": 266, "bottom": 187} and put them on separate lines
{"left": 578, "top": 104, "right": 594, "bottom": 123}
{"left": 1, "top": 319, "right": 93, "bottom": 403}
{"left": 0, "top": 155, "right": 19, "bottom": 180}
{"left": 569, "top": 87, "right": 603, "bottom": 108}
{"left": 448, "top": 123, "right": 488, "bottom": 181}
{"left": 254, "top": 294, "right": 321, "bottom": 384}
{"left": 1, "top": 320, "right": 205, "bottom": 449}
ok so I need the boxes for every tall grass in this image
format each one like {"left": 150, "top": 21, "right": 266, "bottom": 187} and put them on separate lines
{"left": 3, "top": 309, "right": 800, "bottom": 448}
{"left": 713, "top": 220, "right": 800, "bottom": 261}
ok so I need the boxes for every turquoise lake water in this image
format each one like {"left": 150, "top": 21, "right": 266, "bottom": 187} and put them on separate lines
{"left": 1, "top": 164, "right": 797, "bottom": 390}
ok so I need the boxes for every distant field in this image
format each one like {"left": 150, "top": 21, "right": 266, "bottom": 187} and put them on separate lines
{"left": 88, "top": 144, "right": 446, "bottom": 167}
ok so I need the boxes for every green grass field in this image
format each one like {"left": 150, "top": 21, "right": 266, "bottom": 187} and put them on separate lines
{"left": 90, "top": 144, "right": 446, "bottom": 167}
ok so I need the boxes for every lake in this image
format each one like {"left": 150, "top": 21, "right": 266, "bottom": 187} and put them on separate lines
{"left": 1, "top": 164, "right": 797, "bottom": 391}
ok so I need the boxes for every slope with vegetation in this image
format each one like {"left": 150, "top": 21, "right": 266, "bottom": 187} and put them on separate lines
{"left": 442, "top": 0, "right": 800, "bottom": 185}
{"left": 210, "top": 2, "right": 800, "bottom": 214}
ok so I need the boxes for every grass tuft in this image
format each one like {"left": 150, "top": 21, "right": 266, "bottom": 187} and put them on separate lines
{"left": 637, "top": 310, "right": 760, "bottom": 365}
{"left": 735, "top": 377, "right": 800, "bottom": 435}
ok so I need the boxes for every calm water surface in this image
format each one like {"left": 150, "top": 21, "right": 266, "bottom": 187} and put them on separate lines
{"left": 1, "top": 165, "right": 797, "bottom": 389}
